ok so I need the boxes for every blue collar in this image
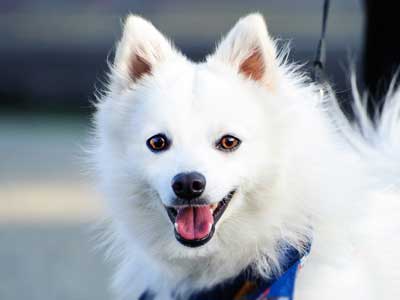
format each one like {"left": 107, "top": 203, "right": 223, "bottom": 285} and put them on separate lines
{"left": 139, "top": 242, "right": 311, "bottom": 300}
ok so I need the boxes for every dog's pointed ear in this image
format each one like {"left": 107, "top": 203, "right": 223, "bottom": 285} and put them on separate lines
{"left": 207, "top": 13, "right": 278, "bottom": 89}
{"left": 111, "top": 15, "right": 176, "bottom": 91}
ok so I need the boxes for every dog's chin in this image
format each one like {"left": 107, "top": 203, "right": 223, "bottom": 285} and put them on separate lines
{"left": 165, "top": 190, "right": 236, "bottom": 248}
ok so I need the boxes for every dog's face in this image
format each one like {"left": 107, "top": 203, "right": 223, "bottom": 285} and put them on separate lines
{"left": 124, "top": 65, "right": 276, "bottom": 248}
{"left": 96, "top": 14, "right": 286, "bottom": 257}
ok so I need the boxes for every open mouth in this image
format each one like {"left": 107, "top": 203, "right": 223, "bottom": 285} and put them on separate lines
{"left": 165, "top": 190, "right": 236, "bottom": 247}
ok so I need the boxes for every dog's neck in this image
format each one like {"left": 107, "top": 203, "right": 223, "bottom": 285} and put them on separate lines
{"left": 140, "top": 241, "right": 311, "bottom": 300}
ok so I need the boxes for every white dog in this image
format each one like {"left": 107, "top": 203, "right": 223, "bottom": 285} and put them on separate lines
{"left": 91, "top": 13, "right": 400, "bottom": 300}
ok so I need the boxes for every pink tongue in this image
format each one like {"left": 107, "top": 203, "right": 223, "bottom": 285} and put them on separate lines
{"left": 175, "top": 206, "right": 214, "bottom": 240}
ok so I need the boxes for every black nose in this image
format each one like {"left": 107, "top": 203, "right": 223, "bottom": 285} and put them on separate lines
{"left": 171, "top": 172, "right": 206, "bottom": 200}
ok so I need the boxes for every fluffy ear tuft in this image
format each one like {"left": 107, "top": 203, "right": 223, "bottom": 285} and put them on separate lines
{"left": 112, "top": 15, "right": 175, "bottom": 90}
{"left": 208, "top": 13, "right": 278, "bottom": 89}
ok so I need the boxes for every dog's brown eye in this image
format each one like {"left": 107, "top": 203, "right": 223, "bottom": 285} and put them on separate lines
{"left": 217, "top": 135, "right": 241, "bottom": 152}
{"left": 147, "top": 134, "right": 170, "bottom": 152}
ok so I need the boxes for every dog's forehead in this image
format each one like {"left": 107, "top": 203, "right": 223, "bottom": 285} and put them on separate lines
{"left": 145, "top": 61, "right": 265, "bottom": 117}
{"left": 131, "top": 60, "right": 269, "bottom": 140}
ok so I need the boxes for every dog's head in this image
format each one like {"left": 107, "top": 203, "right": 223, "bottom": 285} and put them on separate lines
{"left": 95, "top": 14, "right": 298, "bottom": 259}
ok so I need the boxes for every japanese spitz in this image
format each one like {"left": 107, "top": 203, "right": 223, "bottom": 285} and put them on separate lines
{"left": 91, "top": 13, "right": 400, "bottom": 300}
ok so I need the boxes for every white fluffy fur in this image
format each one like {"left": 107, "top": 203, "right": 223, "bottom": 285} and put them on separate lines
{"left": 91, "top": 13, "right": 400, "bottom": 300}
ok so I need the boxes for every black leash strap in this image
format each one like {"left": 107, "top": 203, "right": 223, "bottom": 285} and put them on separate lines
{"left": 312, "top": 0, "right": 330, "bottom": 83}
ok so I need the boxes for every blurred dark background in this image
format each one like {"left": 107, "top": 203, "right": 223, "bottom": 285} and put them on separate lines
{"left": 0, "top": 0, "right": 367, "bottom": 114}
{"left": 2, "top": 1, "right": 398, "bottom": 300}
